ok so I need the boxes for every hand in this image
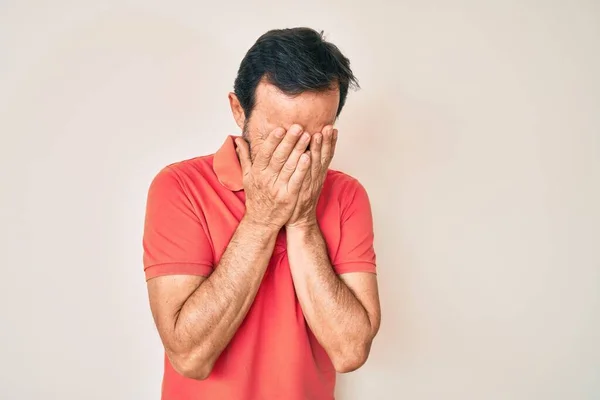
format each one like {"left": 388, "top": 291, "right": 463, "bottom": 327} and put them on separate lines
{"left": 236, "top": 125, "right": 312, "bottom": 229}
{"left": 286, "top": 125, "right": 338, "bottom": 229}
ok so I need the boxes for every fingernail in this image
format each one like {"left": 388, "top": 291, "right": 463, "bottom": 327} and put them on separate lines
{"left": 289, "top": 125, "right": 303, "bottom": 136}
{"left": 315, "top": 134, "right": 322, "bottom": 144}
{"left": 275, "top": 128, "right": 285, "bottom": 138}
{"left": 301, "top": 132, "right": 310, "bottom": 142}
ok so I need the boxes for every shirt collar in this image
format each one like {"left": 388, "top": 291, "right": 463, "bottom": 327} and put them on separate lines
{"left": 213, "top": 135, "right": 244, "bottom": 191}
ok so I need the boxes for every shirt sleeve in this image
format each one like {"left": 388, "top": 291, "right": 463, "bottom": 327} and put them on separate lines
{"left": 332, "top": 179, "right": 377, "bottom": 275}
{"left": 142, "top": 166, "right": 214, "bottom": 281}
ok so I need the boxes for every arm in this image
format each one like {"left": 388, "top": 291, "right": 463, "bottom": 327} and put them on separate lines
{"left": 286, "top": 225, "right": 380, "bottom": 373}
{"left": 148, "top": 218, "right": 278, "bottom": 380}
{"left": 145, "top": 126, "right": 311, "bottom": 380}
{"left": 285, "top": 126, "right": 381, "bottom": 372}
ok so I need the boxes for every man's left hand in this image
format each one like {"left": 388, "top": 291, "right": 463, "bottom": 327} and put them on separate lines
{"left": 286, "top": 125, "right": 338, "bottom": 229}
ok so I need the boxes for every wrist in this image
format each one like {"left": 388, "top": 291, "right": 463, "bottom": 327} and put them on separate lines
{"left": 240, "top": 215, "right": 282, "bottom": 236}
{"left": 285, "top": 219, "right": 320, "bottom": 237}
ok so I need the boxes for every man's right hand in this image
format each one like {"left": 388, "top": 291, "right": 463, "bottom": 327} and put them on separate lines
{"left": 147, "top": 127, "right": 311, "bottom": 380}
{"left": 236, "top": 124, "right": 311, "bottom": 229}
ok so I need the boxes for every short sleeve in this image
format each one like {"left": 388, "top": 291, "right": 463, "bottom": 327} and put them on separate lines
{"left": 332, "top": 179, "right": 377, "bottom": 275}
{"left": 142, "top": 167, "right": 214, "bottom": 280}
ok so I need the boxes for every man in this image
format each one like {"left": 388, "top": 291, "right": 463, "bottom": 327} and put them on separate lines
{"left": 143, "top": 27, "right": 381, "bottom": 400}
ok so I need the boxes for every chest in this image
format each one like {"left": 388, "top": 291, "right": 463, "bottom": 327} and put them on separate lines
{"left": 192, "top": 182, "right": 342, "bottom": 267}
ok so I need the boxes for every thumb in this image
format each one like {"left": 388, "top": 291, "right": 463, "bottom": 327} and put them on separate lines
{"left": 235, "top": 138, "right": 252, "bottom": 175}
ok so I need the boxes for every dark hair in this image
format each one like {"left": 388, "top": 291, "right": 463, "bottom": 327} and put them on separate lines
{"left": 233, "top": 27, "right": 359, "bottom": 120}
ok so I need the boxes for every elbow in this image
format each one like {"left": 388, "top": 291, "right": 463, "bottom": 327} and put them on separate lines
{"left": 332, "top": 342, "right": 371, "bottom": 374}
{"left": 177, "top": 364, "right": 213, "bottom": 381}
{"left": 169, "top": 351, "right": 215, "bottom": 381}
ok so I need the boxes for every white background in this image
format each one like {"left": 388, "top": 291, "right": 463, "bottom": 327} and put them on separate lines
{"left": 1, "top": 1, "right": 599, "bottom": 399}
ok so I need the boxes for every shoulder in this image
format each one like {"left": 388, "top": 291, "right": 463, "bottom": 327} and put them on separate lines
{"left": 162, "top": 154, "right": 215, "bottom": 181}
{"left": 324, "top": 169, "right": 369, "bottom": 198}
{"left": 148, "top": 155, "right": 216, "bottom": 191}
{"left": 322, "top": 169, "right": 372, "bottom": 218}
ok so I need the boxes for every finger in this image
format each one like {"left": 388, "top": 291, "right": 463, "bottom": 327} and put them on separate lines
{"left": 287, "top": 152, "right": 311, "bottom": 194}
{"left": 320, "top": 125, "right": 334, "bottom": 166}
{"left": 235, "top": 138, "right": 252, "bottom": 175}
{"left": 276, "top": 131, "right": 311, "bottom": 184}
{"left": 310, "top": 132, "right": 323, "bottom": 178}
{"left": 300, "top": 164, "right": 312, "bottom": 191}
{"left": 252, "top": 127, "right": 286, "bottom": 170}
{"left": 328, "top": 128, "right": 338, "bottom": 167}
{"left": 268, "top": 124, "right": 304, "bottom": 172}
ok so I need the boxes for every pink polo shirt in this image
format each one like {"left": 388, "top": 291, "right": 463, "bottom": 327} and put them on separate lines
{"left": 143, "top": 135, "right": 377, "bottom": 400}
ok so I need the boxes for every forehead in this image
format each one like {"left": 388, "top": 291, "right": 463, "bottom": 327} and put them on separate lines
{"left": 252, "top": 80, "right": 339, "bottom": 133}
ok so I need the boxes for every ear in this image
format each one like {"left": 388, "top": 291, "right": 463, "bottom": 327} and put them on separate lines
{"left": 228, "top": 92, "right": 246, "bottom": 130}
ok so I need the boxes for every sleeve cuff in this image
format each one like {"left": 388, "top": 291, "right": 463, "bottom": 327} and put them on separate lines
{"left": 144, "top": 262, "right": 213, "bottom": 281}
{"left": 333, "top": 261, "right": 377, "bottom": 275}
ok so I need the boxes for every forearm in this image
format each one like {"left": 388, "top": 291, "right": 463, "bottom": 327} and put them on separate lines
{"left": 171, "top": 217, "right": 278, "bottom": 376}
{"left": 286, "top": 224, "right": 375, "bottom": 371}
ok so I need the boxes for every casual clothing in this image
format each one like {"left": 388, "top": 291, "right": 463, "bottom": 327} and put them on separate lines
{"left": 143, "top": 135, "right": 376, "bottom": 400}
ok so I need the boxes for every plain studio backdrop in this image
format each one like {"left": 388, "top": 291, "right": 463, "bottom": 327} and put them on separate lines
{"left": 1, "top": 1, "right": 599, "bottom": 399}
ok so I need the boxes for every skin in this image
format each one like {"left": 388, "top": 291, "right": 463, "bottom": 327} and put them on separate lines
{"left": 146, "top": 78, "right": 381, "bottom": 380}
{"left": 283, "top": 127, "right": 381, "bottom": 373}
